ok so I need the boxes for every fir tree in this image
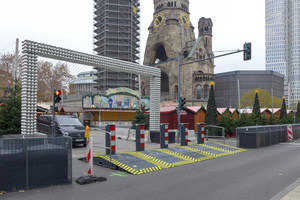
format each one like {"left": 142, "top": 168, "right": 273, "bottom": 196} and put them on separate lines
{"left": 280, "top": 96, "right": 287, "bottom": 119}
{"left": 0, "top": 81, "right": 21, "bottom": 135}
{"left": 252, "top": 90, "right": 261, "bottom": 125}
{"left": 131, "top": 103, "right": 149, "bottom": 130}
{"left": 204, "top": 82, "right": 219, "bottom": 135}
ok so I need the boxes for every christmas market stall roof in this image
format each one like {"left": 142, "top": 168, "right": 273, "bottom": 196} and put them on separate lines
{"left": 145, "top": 107, "right": 177, "bottom": 114}
{"left": 59, "top": 107, "right": 85, "bottom": 114}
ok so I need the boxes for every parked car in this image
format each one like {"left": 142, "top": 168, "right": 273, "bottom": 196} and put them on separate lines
{"left": 37, "top": 114, "right": 86, "bottom": 146}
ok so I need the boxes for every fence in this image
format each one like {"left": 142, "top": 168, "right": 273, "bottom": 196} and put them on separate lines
{"left": 236, "top": 124, "right": 300, "bottom": 148}
{"left": 0, "top": 135, "right": 72, "bottom": 191}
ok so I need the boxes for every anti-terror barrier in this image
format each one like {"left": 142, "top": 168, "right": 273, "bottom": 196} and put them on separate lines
{"left": 236, "top": 124, "right": 300, "bottom": 148}
{"left": 0, "top": 135, "right": 72, "bottom": 191}
{"left": 160, "top": 124, "right": 168, "bottom": 148}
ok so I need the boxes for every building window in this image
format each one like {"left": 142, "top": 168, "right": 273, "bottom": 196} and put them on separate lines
{"left": 204, "top": 85, "right": 209, "bottom": 99}
{"left": 196, "top": 85, "right": 201, "bottom": 99}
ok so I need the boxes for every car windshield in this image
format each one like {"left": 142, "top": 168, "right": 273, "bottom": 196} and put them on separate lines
{"left": 57, "top": 118, "right": 83, "bottom": 126}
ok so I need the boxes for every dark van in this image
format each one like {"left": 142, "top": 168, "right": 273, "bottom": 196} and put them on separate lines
{"left": 37, "top": 115, "right": 86, "bottom": 146}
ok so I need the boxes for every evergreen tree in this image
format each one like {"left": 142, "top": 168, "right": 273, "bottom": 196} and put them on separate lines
{"left": 0, "top": 80, "right": 21, "bottom": 135}
{"left": 280, "top": 96, "right": 287, "bottom": 119}
{"left": 204, "top": 82, "right": 219, "bottom": 135}
{"left": 252, "top": 90, "right": 261, "bottom": 125}
{"left": 219, "top": 111, "right": 236, "bottom": 136}
{"left": 131, "top": 103, "right": 149, "bottom": 130}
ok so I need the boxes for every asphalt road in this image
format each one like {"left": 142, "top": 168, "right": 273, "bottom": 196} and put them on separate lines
{"left": 2, "top": 131, "right": 300, "bottom": 200}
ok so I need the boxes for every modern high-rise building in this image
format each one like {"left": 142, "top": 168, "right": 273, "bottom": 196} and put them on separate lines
{"left": 93, "top": 0, "right": 140, "bottom": 92}
{"left": 265, "top": 0, "right": 300, "bottom": 107}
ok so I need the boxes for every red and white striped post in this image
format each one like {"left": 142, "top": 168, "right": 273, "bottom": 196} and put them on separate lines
{"left": 180, "top": 123, "right": 188, "bottom": 146}
{"left": 140, "top": 125, "right": 145, "bottom": 149}
{"left": 160, "top": 124, "right": 168, "bottom": 148}
{"left": 110, "top": 125, "right": 116, "bottom": 154}
{"left": 105, "top": 124, "right": 116, "bottom": 155}
{"left": 85, "top": 125, "right": 93, "bottom": 175}
{"left": 185, "top": 124, "right": 188, "bottom": 144}
{"left": 287, "top": 125, "right": 293, "bottom": 141}
{"left": 87, "top": 137, "right": 93, "bottom": 175}
{"left": 136, "top": 124, "right": 145, "bottom": 151}
{"left": 197, "top": 123, "right": 205, "bottom": 144}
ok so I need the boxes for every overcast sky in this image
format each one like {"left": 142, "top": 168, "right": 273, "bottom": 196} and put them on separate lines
{"left": 0, "top": 0, "right": 265, "bottom": 75}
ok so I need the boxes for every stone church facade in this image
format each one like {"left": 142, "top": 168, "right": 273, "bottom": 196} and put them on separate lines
{"left": 142, "top": 0, "right": 215, "bottom": 106}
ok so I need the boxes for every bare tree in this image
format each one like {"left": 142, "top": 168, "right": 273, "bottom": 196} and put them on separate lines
{"left": 37, "top": 61, "right": 75, "bottom": 102}
{"left": 0, "top": 53, "right": 22, "bottom": 88}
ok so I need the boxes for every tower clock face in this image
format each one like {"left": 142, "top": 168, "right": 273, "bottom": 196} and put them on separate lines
{"left": 154, "top": 13, "right": 164, "bottom": 28}
{"left": 180, "top": 13, "right": 190, "bottom": 28}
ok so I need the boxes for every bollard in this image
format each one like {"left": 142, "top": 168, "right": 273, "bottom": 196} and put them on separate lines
{"left": 287, "top": 125, "right": 293, "bottom": 141}
{"left": 160, "top": 124, "right": 168, "bottom": 148}
{"left": 180, "top": 124, "right": 188, "bottom": 146}
{"left": 197, "top": 123, "right": 205, "bottom": 144}
{"left": 85, "top": 125, "right": 93, "bottom": 175}
{"left": 105, "top": 124, "right": 116, "bottom": 155}
{"left": 76, "top": 125, "right": 107, "bottom": 185}
{"left": 136, "top": 124, "right": 145, "bottom": 151}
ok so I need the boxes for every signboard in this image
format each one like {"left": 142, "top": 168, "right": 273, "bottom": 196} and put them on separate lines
{"left": 133, "top": 5, "right": 136, "bottom": 15}
{"left": 177, "top": 110, "right": 187, "bottom": 115}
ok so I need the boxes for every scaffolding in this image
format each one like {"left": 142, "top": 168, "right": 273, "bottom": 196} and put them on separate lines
{"left": 93, "top": 0, "right": 140, "bottom": 92}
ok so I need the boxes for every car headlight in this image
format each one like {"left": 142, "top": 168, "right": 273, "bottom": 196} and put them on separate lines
{"left": 61, "top": 131, "right": 69, "bottom": 136}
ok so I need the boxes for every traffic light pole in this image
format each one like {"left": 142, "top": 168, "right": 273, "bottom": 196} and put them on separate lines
{"left": 180, "top": 48, "right": 249, "bottom": 67}
{"left": 52, "top": 87, "right": 56, "bottom": 137}
{"left": 177, "top": 43, "right": 251, "bottom": 142}
{"left": 177, "top": 54, "right": 182, "bottom": 143}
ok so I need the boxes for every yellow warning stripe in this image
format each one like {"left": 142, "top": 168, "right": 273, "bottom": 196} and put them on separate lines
{"left": 182, "top": 145, "right": 231, "bottom": 157}
{"left": 127, "top": 152, "right": 174, "bottom": 169}
{"left": 157, "top": 149, "right": 197, "bottom": 166}
{"left": 212, "top": 142, "right": 247, "bottom": 152}
{"left": 99, "top": 156, "right": 139, "bottom": 175}
{"left": 179, "top": 146, "right": 215, "bottom": 161}
{"left": 198, "top": 144, "right": 236, "bottom": 155}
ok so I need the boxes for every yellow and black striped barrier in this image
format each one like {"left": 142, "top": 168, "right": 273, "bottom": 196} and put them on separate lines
{"left": 92, "top": 142, "right": 247, "bottom": 175}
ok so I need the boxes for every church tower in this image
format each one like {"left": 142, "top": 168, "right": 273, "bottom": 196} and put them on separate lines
{"left": 143, "top": 0, "right": 215, "bottom": 106}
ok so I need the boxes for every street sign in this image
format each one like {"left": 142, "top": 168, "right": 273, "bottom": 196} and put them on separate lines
{"left": 177, "top": 110, "right": 187, "bottom": 115}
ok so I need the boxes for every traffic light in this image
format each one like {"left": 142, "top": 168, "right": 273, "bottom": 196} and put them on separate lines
{"left": 54, "top": 90, "right": 61, "bottom": 103}
{"left": 243, "top": 42, "right": 251, "bottom": 61}
{"left": 179, "top": 97, "right": 186, "bottom": 110}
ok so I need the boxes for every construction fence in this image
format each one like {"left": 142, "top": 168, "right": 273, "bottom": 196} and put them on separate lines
{"left": 0, "top": 135, "right": 72, "bottom": 192}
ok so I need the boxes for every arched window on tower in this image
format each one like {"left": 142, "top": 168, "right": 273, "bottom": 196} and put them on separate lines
{"left": 168, "top": 2, "right": 170, "bottom": 7}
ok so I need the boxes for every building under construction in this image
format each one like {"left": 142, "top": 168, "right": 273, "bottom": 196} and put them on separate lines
{"left": 93, "top": 0, "right": 140, "bottom": 92}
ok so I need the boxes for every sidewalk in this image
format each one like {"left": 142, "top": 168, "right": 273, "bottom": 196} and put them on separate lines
{"left": 271, "top": 178, "right": 300, "bottom": 200}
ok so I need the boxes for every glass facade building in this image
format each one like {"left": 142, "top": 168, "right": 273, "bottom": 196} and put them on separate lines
{"left": 265, "top": 0, "right": 300, "bottom": 106}
{"left": 215, "top": 71, "right": 284, "bottom": 109}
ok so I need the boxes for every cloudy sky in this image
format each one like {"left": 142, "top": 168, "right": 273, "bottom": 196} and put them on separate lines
{"left": 0, "top": 0, "right": 265, "bottom": 74}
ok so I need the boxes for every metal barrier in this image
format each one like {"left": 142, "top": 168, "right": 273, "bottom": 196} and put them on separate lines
{"left": 0, "top": 136, "right": 72, "bottom": 191}
{"left": 93, "top": 129, "right": 113, "bottom": 165}
{"left": 236, "top": 124, "right": 300, "bottom": 148}
{"left": 204, "top": 125, "right": 225, "bottom": 144}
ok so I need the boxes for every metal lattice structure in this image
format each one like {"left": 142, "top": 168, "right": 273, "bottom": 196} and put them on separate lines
{"left": 93, "top": 0, "right": 140, "bottom": 91}
{"left": 21, "top": 40, "right": 161, "bottom": 134}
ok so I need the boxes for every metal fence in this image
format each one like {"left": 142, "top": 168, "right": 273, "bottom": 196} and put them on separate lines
{"left": 0, "top": 135, "right": 72, "bottom": 191}
{"left": 236, "top": 124, "right": 300, "bottom": 148}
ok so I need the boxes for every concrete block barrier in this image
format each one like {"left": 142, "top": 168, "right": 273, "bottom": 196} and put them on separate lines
{"left": 116, "top": 128, "right": 129, "bottom": 140}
